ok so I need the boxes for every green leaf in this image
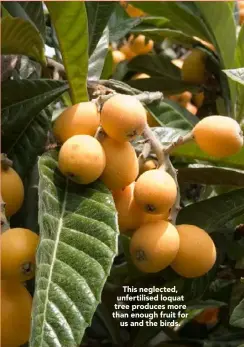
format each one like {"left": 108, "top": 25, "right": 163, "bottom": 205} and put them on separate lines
{"left": 46, "top": 2, "right": 89, "bottom": 104}
{"left": 101, "top": 49, "right": 113, "bottom": 80}
{"left": 30, "top": 150, "right": 118, "bottom": 347}
{"left": 88, "top": 26, "right": 109, "bottom": 81}
{"left": 131, "top": 27, "right": 197, "bottom": 47}
{"left": 236, "top": 25, "right": 244, "bottom": 68}
{"left": 2, "top": 1, "right": 46, "bottom": 40}
{"left": 147, "top": 99, "right": 198, "bottom": 130}
{"left": 132, "top": 1, "right": 211, "bottom": 41}
{"left": 86, "top": 1, "right": 115, "bottom": 56}
{"left": 223, "top": 68, "right": 244, "bottom": 86}
{"left": 1, "top": 16, "right": 46, "bottom": 65}
{"left": 109, "top": 4, "right": 141, "bottom": 42}
{"left": 178, "top": 164, "right": 244, "bottom": 186}
{"left": 128, "top": 54, "right": 181, "bottom": 79}
{"left": 177, "top": 188, "right": 244, "bottom": 231}
{"left": 195, "top": 2, "right": 237, "bottom": 114}
{"left": 1, "top": 79, "right": 69, "bottom": 177}
{"left": 230, "top": 298, "right": 244, "bottom": 328}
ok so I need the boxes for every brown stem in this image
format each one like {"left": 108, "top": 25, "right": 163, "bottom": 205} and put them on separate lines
{"left": 46, "top": 57, "right": 66, "bottom": 80}
{"left": 94, "top": 126, "right": 107, "bottom": 142}
{"left": 1, "top": 154, "right": 13, "bottom": 170}
{"left": 1, "top": 194, "right": 9, "bottom": 233}
{"left": 136, "top": 91, "right": 163, "bottom": 104}
{"left": 142, "top": 124, "right": 165, "bottom": 166}
{"left": 138, "top": 141, "right": 152, "bottom": 171}
{"left": 163, "top": 131, "right": 194, "bottom": 155}
{"left": 166, "top": 156, "right": 181, "bottom": 225}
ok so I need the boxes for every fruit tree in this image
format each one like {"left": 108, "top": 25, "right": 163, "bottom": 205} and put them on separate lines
{"left": 1, "top": 1, "right": 244, "bottom": 347}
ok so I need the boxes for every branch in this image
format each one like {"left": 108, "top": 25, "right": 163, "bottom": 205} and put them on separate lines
{"left": 165, "top": 156, "right": 181, "bottom": 224}
{"left": 142, "top": 124, "right": 165, "bottom": 166}
{"left": 163, "top": 132, "right": 194, "bottom": 155}
{"left": 46, "top": 57, "right": 66, "bottom": 80}
{"left": 1, "top": 194, "right": 9, "bottom": 233}
{"left": 1, "top": 153, "right": 13, "bottom": 170}
{"left": 138, "top": 140, "right": 152, "bottom": 170}
{"left": 135, "top": 91, "right": 163, "bottom": 104}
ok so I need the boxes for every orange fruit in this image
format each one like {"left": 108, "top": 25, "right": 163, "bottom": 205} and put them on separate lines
{"left": 193, "top": 116, "right": 243, "bottom": 158}
{"left": 1, "top": 280, "right": 32, "bottom": 347}
{"left": 101, "top": 94, "right": 147, "bottom": 142}
{"left": 58, "top": 135, "right": 106, "bottom": 184}
{"left": 100, "top": 137, "right": 139, "bottom": 190}
{"left": 171, "top": 224, "right": 217, "bottom": 278}
{"left": 134, "top": 169, "right": 177, "bottom": 214}
{"left": 1, "top": 166, "right": 24, "bottom": 217}
{"left": 130, "top": 220, "right": 180, "bottom": 272}
{"left": 53, "top": 102, "right": 100, "bottom": 143}
{"left": 130, "top": 35, "right": 154, "bottom": 55}
{"left": 1, "top": 228, "right": 39, "bottom": 282}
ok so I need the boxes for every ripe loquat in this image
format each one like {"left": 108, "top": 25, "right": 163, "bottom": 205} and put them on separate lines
{"left": 100, "top": 137, "right": 139, "bottom": 190}
{"left": 171, "top": 224, "right": 217, "bottom": 278}
{"left": 134, "top": 169, "right": 177, "bottom": 214}
{"left": 114, "top": 182, "right": 168, "bottom": 233}
{"left": 186, "top": 102, "right": 198, "bottom": 115}
{"left": 101, "top": 94, "right": 147, "bottom": 142}
{"left": 120, "top": 43, "right": 137, "bottom": 60}
{"left": 193, "top": 115, "right": 243, "bottom": 158}
{"left": 1, "top": 228, "right": 39, "bottom": 282}
{"left": 140, "top": 159, "right": 158, "bottom": 174}
{"left": 182, "top": 49, "right": 207, "bottom": 84}
{"left": 53, "top": 102, "right": 100, "bottom": 143}
{"left": 112, "top": 50, "right": 126, "bottom": 70}
{"left": 129, "top": 35, "right": 154, "bottom": 55}
{"left": 1, "top": 166, "right": 24, "bottom": 217}
{"left": 58, "top": 135, "right": 106, "bottom": 184}
{"left": 130, "top": 220, "right": 180, "bottom": 273}
{"left": 1, "top": 280, "right": 32, "bottom": 347}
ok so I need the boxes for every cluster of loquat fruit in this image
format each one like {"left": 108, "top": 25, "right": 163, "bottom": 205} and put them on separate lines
{"left": 1, "top": 157, "right": 39, "bottom": 346}
{"left": 53, "top": 92, "right": 243, "bottom": 277}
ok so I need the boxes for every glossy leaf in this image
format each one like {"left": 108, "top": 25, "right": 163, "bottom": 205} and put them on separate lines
{"left": 147, "top": 99, "right": 198, "bottom": 130}
{"left": 2, "top": 1, "right": 46, "bottom": 39}
{"left": 86, "top": 1, "right": 115, "bottom": 55}
{"left": 2, "top": 79, "right": 69, "bottom": 177}
{"left": 132, "top": 1, "right": 211, "bottom": 41}
{"left": 30, "top": 151, "right": 118, "bottom": 347}
{"left": 109, "top": 3, "right": 141, "bottom": 42}
{"left": 1, "top": 16, "right": 46, "bottom": 65}
{"left": 46, "top": 2, "right": 89, "bottom": 104}
{"left": 178, "top": 164, "right": 244, "bottom": 186}
{"left": 223, "top": 68, "right": 244, "bottom": 86}
{"left": 177, "top": 188, "right": 244, "bottom": 231}
{"left": 88, "top": 26, "right": 109, "bottom": 81}
{"left": 230, "top": 298, "right": 244, "bottom": 328}
{"left": 131, "top": 27, "right": 197, "bottom": 46}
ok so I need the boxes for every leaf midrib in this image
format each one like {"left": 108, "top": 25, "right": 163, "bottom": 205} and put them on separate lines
{"left": 38, "top": 179, "right": 68, "bottom": 346}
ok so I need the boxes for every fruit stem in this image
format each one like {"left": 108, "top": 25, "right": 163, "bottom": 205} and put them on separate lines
{"left": 1, "top": 194, "right": 10, "bottom": 233}
{"left": 135, "top": 91, "right": 163, "bottom": 104}
{"left": 1, "top": 153, "right": 13, "bottom": 170}
{"left": 138, "top": 140, "right": 151, "bottom": 170}
{"left": 95, "top": 126, "right": 107, "bottom": 141}
{"left": 143, "top": 124, "right": 165, "bottom": 166}
{"left": 163, "top": 131, "right": 194, "bottom": 155}
{"left": 165, "top": 156, "right": 181, "bottom": 225}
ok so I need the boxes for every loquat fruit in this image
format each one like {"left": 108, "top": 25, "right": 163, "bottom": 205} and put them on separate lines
{"left": 193, "top": 115, "right": 243, "bottom": 158}
{"left": 131, "top": 73, "right": 150, "bottom": 80}
{"left": 120, "top": 43, "right": 137, "bottom": 60}
{"left": 129, "top": 35, "right": 154, "bottom": 55}
{"left": 134, "top": 169, "right": 177, "bottom": 214}
{"left": 58, "top": 135, "right": 106, "bottom": 184}
{"left": 100, "top": 137, "right": 139, "bottom": 190}
{"left": 186, "top": 102, "right": 198, "bottom": 115}
{"left": 1, "top": 166, "right": 24, "bottom": 217}
{"left": 53, "top": 102, "right": 100, "bottom": 143}
{"left": 114, "top": 182, "right": 168, "bottom": 233}
{"left": 130, "top": 220, "right": 180, "bottom": 273}
{"left": 171, "top": 224, "right": 217, "bottom": 278}
{"left": 194, "top": 307, "right": 219, "bottom": 325}
{"left": 193, "top": 92, "right": 204, "bottom": 108}
{"left": 112, "top": 50, "right": 126, "bottom": 70}
{"left": 100, "top": 94, "right": 147, "bottom": 142}
{"left": 1, "top": 228, "right": 39, "bottom": 282}
{"left": 1, "top": 280, "right": 32, "bottom": 347}
{"left": 140, "top": 159, "right": 158, "bottom": 174}
{"left": 182, "top": 49, "right": 207, "bottom": 84}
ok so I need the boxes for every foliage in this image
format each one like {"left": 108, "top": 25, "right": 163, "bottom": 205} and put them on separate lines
{"left": 1, "top": 1, "right": 244, "bottom": 347}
